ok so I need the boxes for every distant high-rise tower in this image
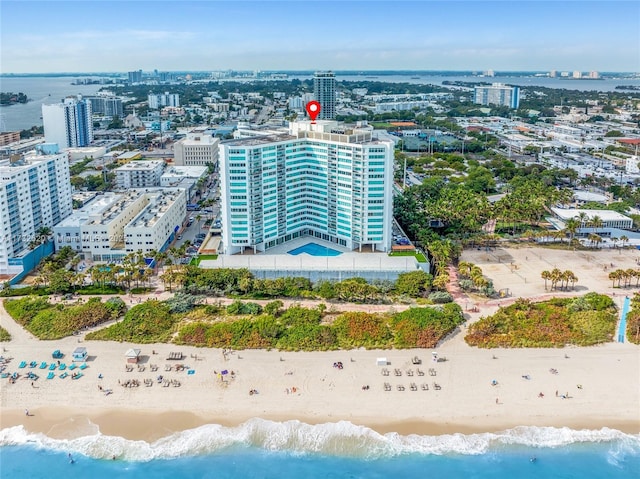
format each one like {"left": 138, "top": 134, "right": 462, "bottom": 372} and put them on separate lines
{"left": 42, "top": 96, "right": 93, "bottom": 149}
{"left": 473, "top": 83, "right": 520, "bottom": 109}
{"left": 128, "top": 70, "right": 143, "bottom": 83}
{"left": 313, "top": 71, "right": 336, "bottom": 119}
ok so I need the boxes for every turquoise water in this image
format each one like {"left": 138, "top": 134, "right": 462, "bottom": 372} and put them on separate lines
{"left": 288, "top": 243, "right": 342, "bottom": 256}
{"left": 618, "top": 296, "right": 630, "bottom": 343}
{"left": 1, "top": 421, "right": 639, "bottom": 478}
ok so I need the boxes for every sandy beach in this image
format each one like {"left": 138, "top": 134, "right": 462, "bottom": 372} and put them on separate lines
{"left": 1, "top": 246, "right": 639, "bottom": 442}
{"left": 1, "top": 314, "right": 638, "bottom": 441}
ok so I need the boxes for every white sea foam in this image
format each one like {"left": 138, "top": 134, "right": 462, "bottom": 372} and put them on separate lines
{"left": 1, "top": 420, "right": 638, "bottom": 462}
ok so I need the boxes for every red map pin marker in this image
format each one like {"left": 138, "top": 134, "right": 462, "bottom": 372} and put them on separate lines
{"left": 305, "top": 101, "right": 321, "bottom": 123}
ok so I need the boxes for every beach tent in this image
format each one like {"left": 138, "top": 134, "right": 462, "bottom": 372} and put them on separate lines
{"left": 376, "top": 357, "right": 388, "bottom": 366}
{"left": 72, "top": 347, "right": 88, "bottom": 362}
{"left": 125, "top": 348, "right": 141, "bottom": 364}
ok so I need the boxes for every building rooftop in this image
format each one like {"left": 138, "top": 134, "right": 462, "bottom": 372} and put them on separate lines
{"left": 55, "top": 193, "right": 122, "bottom": 228}
{"left": 550, "top": 207, "right": 631, "bottom": 222}
{"left": 115, "top": 159, "right": 164, "bottom": 171}
{"left": 87, "top": 191, "right": 144, "bottom": 226}
{"left": 128, "top": 189, "right": 183, "bottom": 229}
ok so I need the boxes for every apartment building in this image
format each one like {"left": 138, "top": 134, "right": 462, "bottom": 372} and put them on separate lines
{"left": 0, "top": 132, "right": 21, "bottom": 147}
{"left": 314, "top": 71, "right": 336, "bottom": 119}
{"left": 173, "top": 130, "right": 219, "bottom": 166}
{"left": 148, "top": 92, "right": 180, "bottom": 109}
{"left": 53, "top": 189, "right": 186, "bottom": 262}
{"left": 114, "top": 160, "right": 165, "bottom": 189}
{"left": 0, "top": 152, "right": 73, "bottom": 279}
{"left": 474, "top": 83, "right": 520, "bottom": 109}
{"left": 42, "top": 96, "right": 94, "bottom": 149}
{"left": 220, "top": 120, "right": 394, "bottom": 255}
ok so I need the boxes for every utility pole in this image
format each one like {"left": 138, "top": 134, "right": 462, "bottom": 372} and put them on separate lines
{"left": 403, "top": 156, "right": 407, "bottom": 189}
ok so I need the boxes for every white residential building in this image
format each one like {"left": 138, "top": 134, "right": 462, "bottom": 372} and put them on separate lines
{"left": 42, "top": 96, "right": 94, "bottom": 149}
{"left": 0, "top": 153, "right": 73, "bottom": 278}
{"left": 148, "top": 92, "right": 180, "bottom": 109}
{"left": 124, "top": 189, "right": 186, "bottom": 255}
{"left": 160, "top": 165, "right": 208, "bottom": 187}
{"left": 220, "top": 120, "right": 394, "bottom": 255}
{"left": 53, "top": 189, "right": 186, "bottom": 262}
{"left": 173, "top": 130, "right": 220, "bottom": 166}
{"left": 115, "top": 160, "right": 165, "bottom": 189}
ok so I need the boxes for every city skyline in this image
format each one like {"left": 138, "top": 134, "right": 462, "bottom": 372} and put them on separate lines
{"left": 1, "top": 1, "right": 638, "bottom": 74}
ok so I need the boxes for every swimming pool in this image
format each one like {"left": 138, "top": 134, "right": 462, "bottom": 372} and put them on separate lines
{"left": 287, "top": 243, "right": 343, "bottom": 257}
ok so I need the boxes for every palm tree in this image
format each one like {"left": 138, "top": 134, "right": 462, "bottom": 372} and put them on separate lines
{"left": 590, "top": 215, "right": 603, "bottom": 233}
{"left": 620, "top": 235, "right": 629, "bottom": 249}
{"left": 541, "top": 270, "right": 551, "bottom": 291}
{"left": 550, "top": 268, "right": 563, "bottom": 290}
{"left": 609, "top": 270, "right": 620, "bottom": 288}
{"left": 565, "top": 218, "right": 580, "bottom": 243}
{"left": 577, "top": 211, "right": 589, "bottom": 229}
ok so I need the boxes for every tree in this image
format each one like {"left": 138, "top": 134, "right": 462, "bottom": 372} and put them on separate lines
{"left": 541, "top": 270, "right": 551, "bottom": 290}
{"left": 565, "top": 218, "right": 580, "bottom": 243}
{"left": 394, "top": 270, "right": 433, "bottom": 297}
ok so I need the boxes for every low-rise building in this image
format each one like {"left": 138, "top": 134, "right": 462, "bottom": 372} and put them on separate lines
{"left": 550, "top": 207, "right": 633, "bottom": 230}
{"left": 53, "top": 188, "right": 186, "bottom": 262}
{"left": 173, "top": 129, "right": 219, "bottom": 166}
{"left": 115, "top": 160, "right": 165, "bottom": 189}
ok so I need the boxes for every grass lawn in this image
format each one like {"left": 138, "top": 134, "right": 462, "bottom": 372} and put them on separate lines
{"left": 370, "top": 122, "right": 395, "bottom": 129}
{"left": 389, "top": 251, "right": 428, "bottom": 262}
{"left": 191, "top": 254, "right": 218, "bottom": 266}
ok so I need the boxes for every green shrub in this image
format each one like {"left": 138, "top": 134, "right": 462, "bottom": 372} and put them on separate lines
{"left": 86, "top": 300, "right": 176, "bottom": 343}
{"left": 5, "top": 297, "right": 122, "bottom": 339}
{"left": 465, "top": 293, "right": 617, "bottom": 348}
{"left": 0, "top": 325, "right": 10, "bottom": 341}
{"left": 333, "top": 312, "right": 392, "bottom": 349}
{"left": 428, "top": 291, "right": 453, "bottom": 304}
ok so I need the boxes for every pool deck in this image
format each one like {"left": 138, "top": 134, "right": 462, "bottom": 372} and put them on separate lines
{"left": 200, "top": 237, "right": 420, "bottom": 272}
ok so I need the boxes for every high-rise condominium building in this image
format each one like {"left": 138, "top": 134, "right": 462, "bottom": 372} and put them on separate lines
{"left": 220, "top": 120, "right": 394, "bottom": 255}
{"left": 42, "top": 96, "right": 94, "bottom": 149}
{"left": 128, "top": 70, "right": 143, "bottom": 84}
{"left": 148, "top": 92, "right": 180, "bottom": 109}
{"left": 313, "top": 71, "right": 336, "bottom": 119}
{"left": 88, "top": 97, "right": 124, "bottom": 117}
{"left": 0, "top": 153, "right": 73, "bottom": 278}
{"left": 173, "top": 129, "right": 220, "bottom": 166}
{"left": 473, "top": 83, "right": 520, "bottom": 109}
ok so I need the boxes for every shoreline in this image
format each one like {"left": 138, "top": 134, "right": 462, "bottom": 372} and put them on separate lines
{"left": 2, "top": 407, "right": 639, "bottom": 443}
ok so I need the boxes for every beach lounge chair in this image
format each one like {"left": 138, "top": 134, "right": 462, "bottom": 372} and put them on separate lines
{"left": 384, "top": 382, "right": 392, "bottom": 391}
{"left": 29, "top": 361, "right": 37, "bottom": 368}
{"left": 19, "top": 361, "right": 27, "bottom": 368}
{"left": 72, "top": 372, "right": 83, "bottom": 380}
{"left": 433, "top": 383, "right": 442, "bottom": 390}
{"left": 79, "top": 363, "right": 87, "bottom": 370}
{"left": 68, "top": 363, "right": 77, "bottom": 370}
{"left": 406, "top": 369, "right": 414, "bottom": 376}
{"left": 187, "top": 369, "right": 195, "bottom": 375}
{"left": 417, "top": 369, "right": 425, "bottom": 376}
{"left": 47, "top": 372, "right": 55, "bottom": 379}
{"left": 39, "top": 362, "right": 47, "bottom": 369}
{"left": 421, "top": 383, "right": 429, "bottom": 391}
{"left": 60, "top": 372, "right": 68, "bottom": 379}
{"left": 59, "top": 363, "right": 66, "bottom": 370}
{"left": 410, "top": 383, "right": 418, "bottom": 391}
{"left": 49, "top": 363, "right": 56, "bottom": 371}
{"left": 397, "top": 384, "right": 405, "bottom": 391}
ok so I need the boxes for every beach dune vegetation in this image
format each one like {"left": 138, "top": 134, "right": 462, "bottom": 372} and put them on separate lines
{"left": 465, "top": 294, "right": 617, "bottom": 348}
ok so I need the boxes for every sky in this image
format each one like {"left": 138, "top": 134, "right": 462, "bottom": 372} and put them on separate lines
{"left": 0, "top": 0, "right": 639, "bottom": 73}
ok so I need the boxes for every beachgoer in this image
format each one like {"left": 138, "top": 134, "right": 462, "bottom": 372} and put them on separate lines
{"left": 555, "top": 390, "right": 558, "bottom": 397}
{"left": 25, "top": 409, "right": 29, "bottom": 416}
{"left": 538, "top": 392, "right": 544, "bottom": 398}
{"left": 495, "top": 398, "right": 499, "bottom": 404}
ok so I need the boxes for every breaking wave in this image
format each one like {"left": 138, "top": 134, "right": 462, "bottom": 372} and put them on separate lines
{"left": 1, "top": 420, "right": 638, "bottom": 462}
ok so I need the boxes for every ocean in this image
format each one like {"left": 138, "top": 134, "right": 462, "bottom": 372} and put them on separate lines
{"left": 1, "top": 74, "right": 639, "bottom": 132}
{"left": 1, "top": 420, "right": 639, "bottom": 478}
